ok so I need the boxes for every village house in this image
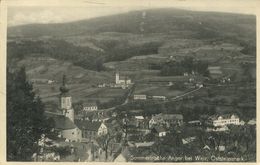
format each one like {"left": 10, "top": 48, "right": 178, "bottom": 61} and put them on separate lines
{"left": 247, "top": 118, "right": 256, "bottom": 125}
{"left": 134, "top": 116, "right": 148, "bottom": 128}
{"left": 182, "top": 136, "right": 196, "bottom": 145}
{"left": 207, "top": 114, "right": 240, "bottom": 127}
{"left": 187, "top": 120, "right": 202, "bottom": 126}
{"left": 82, "top": 102, "right": 98, "bottom": 112}
{"left": 114, "top": 146, "right": 157, "bottom": 162}
{"left": 125, "top": 116, "right": 150, "bottom": 134}
{"left": 47, "top": 79, "right": 55, "bottom": 84}
{"left": 151, "top": 95, "right": 167, "bottom": 100}
{"left": 208, "top": 66, "right": 223, "bottom": 78}
{"left": 97, "top": 83, "right": 106, "bottom": 88}
{"left": 206, "top": 125, "right": 229, "bottom": 132}
{"left": 75, "top": 120, "right": 108, "bottom": 140}
{"left": 149, "top": 113, "right": 183, "bottom": 128}
{"left": 152, "top": 126, "right": 167, "bottom": 137}
{"left": 133, "top": 94, "right": 147, "bottom": 100}
{"left": 135, "top": 142, "right": 155, "bottom": 148}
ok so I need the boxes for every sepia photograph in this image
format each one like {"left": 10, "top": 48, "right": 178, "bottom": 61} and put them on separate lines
{"left": 3, "top": 0, "right": 257, "bottom": 162}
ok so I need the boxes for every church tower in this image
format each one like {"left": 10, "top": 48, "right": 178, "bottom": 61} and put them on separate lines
{"left": 60, "top": 75, "right": 74, "bottom": 122}
{"left": 115, "top": 72, "right": 120, "bottom": 84}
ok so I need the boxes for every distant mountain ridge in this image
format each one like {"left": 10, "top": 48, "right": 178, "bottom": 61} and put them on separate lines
{"left": 8, "top": 8, "right": 256, "bottom": 40}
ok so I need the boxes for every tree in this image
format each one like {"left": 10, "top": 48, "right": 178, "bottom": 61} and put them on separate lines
{"left": 72, "top": 101, "right": 83, "bottom": 115}
{"left": 96, "top": 133, "right": 114, "bottom": 161}
{"left": 7, "top": 67, "right": 53, "bottom": 161}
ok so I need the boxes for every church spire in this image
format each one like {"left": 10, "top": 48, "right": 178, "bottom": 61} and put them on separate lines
{"left": 60, "top": 74, "right": 69, "bottom": 95}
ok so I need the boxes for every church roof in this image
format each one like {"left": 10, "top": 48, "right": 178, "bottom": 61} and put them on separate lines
{"left": 52, "top": 115, "right": 77, "bottom": 130}
{"left": 75, "top": 120, "right": 102, "bottom": 131}
{"left": 45, "top": 111, "right": 76, "bottom": 130}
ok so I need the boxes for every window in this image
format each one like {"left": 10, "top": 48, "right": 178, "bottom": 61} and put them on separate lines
{"left": 67, "top": 98, "right": 71, "bottom": 107}
{"left": 72, "top": 132, "right": 74, "bottom": 135}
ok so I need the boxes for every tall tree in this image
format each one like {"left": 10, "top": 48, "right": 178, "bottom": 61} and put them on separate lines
{"left": 7, "top": 67, "right": 53, "bottom": 161}
{"left": 96, "top": 133, "right": 114, "bottom": 161}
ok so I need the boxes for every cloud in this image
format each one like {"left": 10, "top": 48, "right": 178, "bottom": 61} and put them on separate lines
{"left": 8, "top": 10, "right": 63, "bottom": 26}
{"left": 7, "top": 7, "right": 140, "bottom": 27}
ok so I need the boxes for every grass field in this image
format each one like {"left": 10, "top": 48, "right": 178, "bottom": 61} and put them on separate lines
{"left": 18, "top": 57, "right": 113, "bottom": 85}
{"left": 134, "top": 83, "right": 186, "bottom": 98}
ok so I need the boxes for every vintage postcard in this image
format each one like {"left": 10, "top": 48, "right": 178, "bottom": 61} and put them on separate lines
{"left": 0, "top": 0, "right": 259, "bottom": 163}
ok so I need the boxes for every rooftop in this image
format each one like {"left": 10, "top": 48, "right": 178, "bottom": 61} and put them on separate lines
{"left": 52, "top": 115, "right": 77, "bottom": 130}
{"left": 83, "top": 102, "right": 97, "bottom": 107}
{"left": 152, "top": 113, "right": 183, "bottom": 121}
{"left": 75, "top": 120, "right": 103, "bottom": 131}
{"left": 135, "top": 116, "right": 144, "bottom": 120}
{"left": 154, "top": 126, "right": 166, "bottom": 133}
{"left": 209, "top": 114, "right": 239, "bottom": 120}
{"left": 45, "top": 111, "right": 77, "bottom": 130}
{"left": 208, "top": 66, "right": 223, "bottom": 75}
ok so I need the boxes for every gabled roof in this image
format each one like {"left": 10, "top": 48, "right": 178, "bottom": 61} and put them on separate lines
{"left": 209, "top": 114, "right": 239, "bottom": 120}
{"left": 117, "top": 146, "right": 157, "bottom": 162}
{"left": 119, "top": 76, "right": 130, "bottom": 80}
{"left": 119, "top": 147, "right": 132, "bottom": 161}
{"left": 152, "top": 113, "right": 183, "bottom": 121}
{"left": 45, "top": 111, "right": 77, "bottom": 130}
{"left": 208, "top": 66, "right": 222, "bottom": 74}
{"left": 154, "top": 126, "right": 166, "bottom": 133}
{"left": 247, "top": 118, "right": 256, "bottom": 125}
{"left": 135, "top": 116, "right": 144, "bottom": 120}
{"left": 135, "top": 142, "right": 154, "bottom": 148}
{"left": 83, "top": 102, "right": 97, "bottom": 107}
{"left": 75, "top": 120, "right": 103, "bottom": 131}
{"left": 52, "top": 115, "right": 77, "bottom": 130}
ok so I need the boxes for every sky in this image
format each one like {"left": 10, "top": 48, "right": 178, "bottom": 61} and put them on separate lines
{"left": 6, "top": 0, "right": 258, "bottom": 27}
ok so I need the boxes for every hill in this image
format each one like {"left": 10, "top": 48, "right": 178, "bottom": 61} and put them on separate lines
{"left": 7, "top": 8, "right": 256, "bottom": 111}
{"left": 8, "top": 8, "right": 256, "bottom": 41}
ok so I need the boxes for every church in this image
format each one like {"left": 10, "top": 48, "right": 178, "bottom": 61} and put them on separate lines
{"left": 115, "top": 72, "right": 131, "bottom": 85}
{"left": 46, "top": 75, "right": 107, "bottom": 142}
{"left": 114, "top": 72, "right": 132, "bottom": 89}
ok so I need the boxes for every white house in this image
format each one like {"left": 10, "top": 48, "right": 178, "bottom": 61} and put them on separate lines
{"left": 248, "top": 118, "right": 256, "bottom": 125}
{"left": 133, "top": 94, "right": 147, "bottom": 100}
{"left": 152, "top": 95, "right": 166, "bottom": 100}
{"left": 47, "top": 79, "right": 55, "bottom": 84}
{"left": 208, "top": 114, "right": 240, "bottom": 127}
{"left": 83, "top": 102, "right": 98, "bottom": 112}
{"left": 149, "top": 113, "right": 183, "bottom": 128}
{"left": 75, "top": 120, "right": 108, "bottom": 140}
{"left": 153, "top": 126, "right": 167, "bottom": 137}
